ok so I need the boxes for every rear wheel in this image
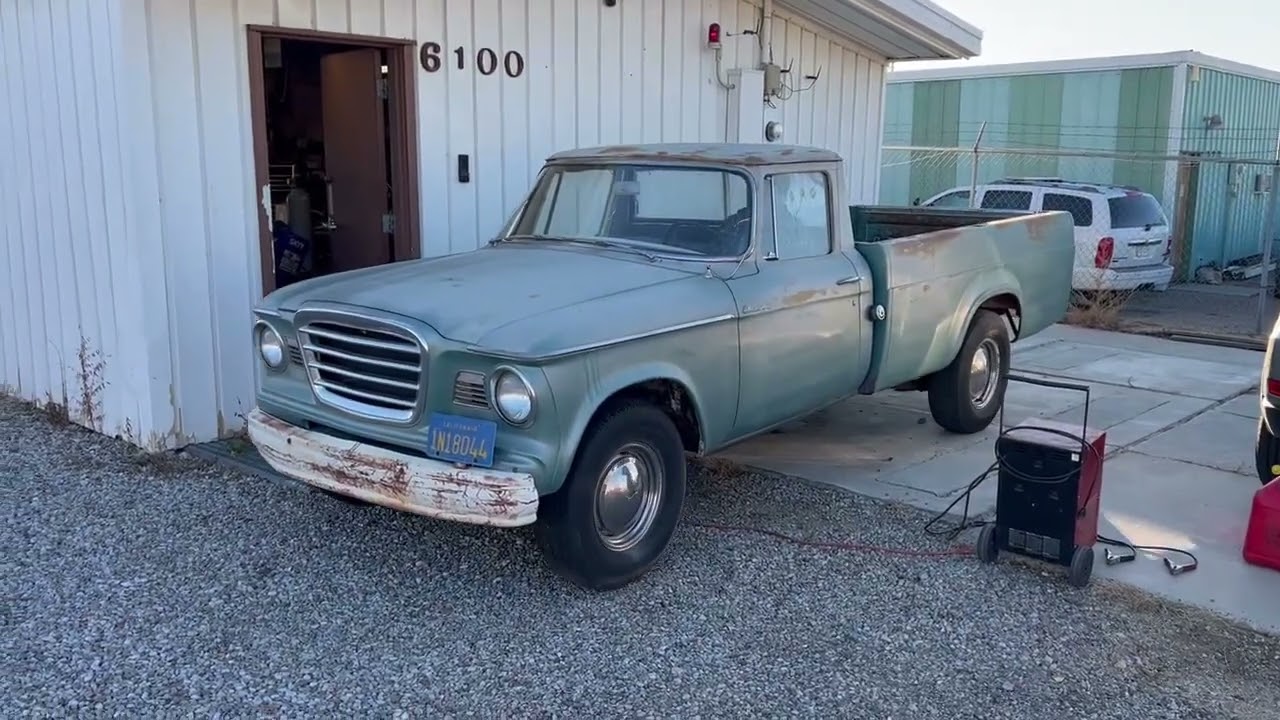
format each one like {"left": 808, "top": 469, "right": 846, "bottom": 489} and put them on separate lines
{"left": 1255, "top": 416, "right": 1280, "bottom": 486}
{"left": 534, "top": 402, "right": 687, "bottom": 590}
{"left": 928, "top": 310, "right": 1011, "bottom": 434}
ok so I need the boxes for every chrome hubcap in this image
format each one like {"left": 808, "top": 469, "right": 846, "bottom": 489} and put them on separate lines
{"left": 594, "top": 442, "right": 664, "bottom": 552}
{"left": 969, "top": 338, "right": 1001, "bottom": 410}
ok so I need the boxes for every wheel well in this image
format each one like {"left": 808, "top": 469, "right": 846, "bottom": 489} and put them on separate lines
{"left": 592, "top": 379, "right": 704, "bottom": 454}
{"left": 979, "top": 292, "right": 1022, "bottom": 338}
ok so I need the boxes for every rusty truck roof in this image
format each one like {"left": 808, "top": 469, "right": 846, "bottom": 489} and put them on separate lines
{"left": 545, "top": 143, "right": 842, "bottom": 166}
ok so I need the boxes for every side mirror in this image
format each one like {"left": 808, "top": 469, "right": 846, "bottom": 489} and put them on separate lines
{"left": 912, "top": 197, "right": 921, "bottom": 206}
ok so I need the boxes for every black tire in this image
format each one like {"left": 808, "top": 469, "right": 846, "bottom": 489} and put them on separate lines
{"left": 975, "top": 523, "right": 999, "bottom": 564}
{"left": 1068, "top": 546, "right": 1094, "bottom": 588}
{"left": 1255, "top": 415, "right": 1280, "bottom": 486}
{"left": 534, "top": 402, "right": 687, "bottom": 591}
{"left": 928, "top": 310, "right": 1012, "bottom": 434}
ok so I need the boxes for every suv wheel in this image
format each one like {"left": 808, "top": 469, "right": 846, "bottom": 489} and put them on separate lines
{"left": 1255, "top": 416, "right": 1280, "bottom": 486}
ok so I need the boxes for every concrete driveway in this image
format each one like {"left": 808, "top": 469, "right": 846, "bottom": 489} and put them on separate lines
{"left": 716, "top": 323, "right": 1280, "bottom": 634}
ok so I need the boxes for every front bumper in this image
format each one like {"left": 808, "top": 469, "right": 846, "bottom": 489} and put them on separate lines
{"left": 246, "top": 408, "right": 539, "bottom": 527}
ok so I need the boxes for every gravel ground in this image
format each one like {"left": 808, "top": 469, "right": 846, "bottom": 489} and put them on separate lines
{"left": 4, "top": 395, "right": 1280, "bottom": 719}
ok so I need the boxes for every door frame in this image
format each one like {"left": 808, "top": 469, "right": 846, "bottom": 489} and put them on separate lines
{"left": 246, "top": 25, "right": 421, "bottom": 297}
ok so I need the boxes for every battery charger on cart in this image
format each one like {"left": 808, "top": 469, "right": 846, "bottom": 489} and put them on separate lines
{"left": 974, "top": 375, "right": 1106, "bottom": 588}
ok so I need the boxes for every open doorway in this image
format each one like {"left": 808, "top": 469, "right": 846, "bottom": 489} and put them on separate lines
{"left": 247, "top": 26, "right": 420, "bottom": 295}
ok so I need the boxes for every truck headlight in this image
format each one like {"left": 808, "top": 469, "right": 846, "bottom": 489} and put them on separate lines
{"left": 257, "top": 323, "right": 287, "bottom": 370}
{"left": 491, "top": 368, "right": 535, "bottom": 425}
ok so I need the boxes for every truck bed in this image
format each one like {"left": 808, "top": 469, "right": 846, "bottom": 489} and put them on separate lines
{"left": 850, "top": 205, "right": 1075, "bottom": 394}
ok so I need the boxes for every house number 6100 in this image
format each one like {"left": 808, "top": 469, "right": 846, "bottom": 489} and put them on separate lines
{"left": 419, "top": 42, "right": 526, "bottom": 78}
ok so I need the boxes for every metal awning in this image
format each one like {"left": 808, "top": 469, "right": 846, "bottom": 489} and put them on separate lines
{"left": 781, "top": 0, "right": 982, "bottom": 61}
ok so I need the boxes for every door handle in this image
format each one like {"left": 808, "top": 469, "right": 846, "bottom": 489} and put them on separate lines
{"left": 835, "top": 276, "right": 861, "bottom": 286}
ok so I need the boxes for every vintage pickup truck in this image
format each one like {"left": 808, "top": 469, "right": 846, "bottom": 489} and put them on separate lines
{"left": 246, "top": 143, "right": 1075, "bottom": 590}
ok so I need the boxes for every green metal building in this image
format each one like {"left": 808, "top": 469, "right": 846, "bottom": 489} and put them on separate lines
{"left": 880, "top": 51, "right": 1280, "bottom": 279}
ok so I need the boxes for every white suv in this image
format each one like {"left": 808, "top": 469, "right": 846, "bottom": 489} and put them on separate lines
{"left": 920, "top": 178, "right": 1174, "bottom": 292}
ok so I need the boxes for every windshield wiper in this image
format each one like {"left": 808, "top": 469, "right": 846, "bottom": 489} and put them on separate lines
{"left": 494, "top": 234, "right": 657, "bottom": 261}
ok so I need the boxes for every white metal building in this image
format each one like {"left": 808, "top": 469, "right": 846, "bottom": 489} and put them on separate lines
{"left": 0, "top": 0, "right": 980, "bottom": 450}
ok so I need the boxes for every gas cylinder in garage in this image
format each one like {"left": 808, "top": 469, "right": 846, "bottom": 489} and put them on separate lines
{"left": 1243, "top": 476, "right": 1280, "bottom": 572}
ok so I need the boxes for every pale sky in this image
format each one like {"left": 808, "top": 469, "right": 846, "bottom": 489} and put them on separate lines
{"left": 902, "top": 0, "right": 1280, "bottom": 73}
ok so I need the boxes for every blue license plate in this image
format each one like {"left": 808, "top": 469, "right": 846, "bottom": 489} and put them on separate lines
{"left": 425, "top": 412, "right": 498, "bottom": 468}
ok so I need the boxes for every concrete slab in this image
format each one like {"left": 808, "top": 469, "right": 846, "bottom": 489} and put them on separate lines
{"left": 1012, "top": 341, "right": 1125, "bottom": 372}
{"left": 1094, "top": 452, "right": 1280, "bottom": 635}
{"left": 1219, "top": 393, "right": 1263, "bottom": 419}
{"left": 1032, "top": 323, "right": 1264, "bottom": 367}
{"left": 714, "top": 324, "right": 1279, "bottom": 634}
{"left": 1129, "top": 408, "right": 1258, "bottom": 477}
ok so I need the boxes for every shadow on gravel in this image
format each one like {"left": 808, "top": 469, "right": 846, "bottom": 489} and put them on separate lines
{"left": 4, "top": 393, "right": 1280, "bottom": 718}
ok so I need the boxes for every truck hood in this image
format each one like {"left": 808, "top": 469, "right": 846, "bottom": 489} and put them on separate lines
{"left": 263, "top": 244, "right": 734, "bottom": 354}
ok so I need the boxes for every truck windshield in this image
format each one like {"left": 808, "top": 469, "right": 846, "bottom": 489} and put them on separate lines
{"left": 508, "top": 164, "right": 752, "bottom": 257}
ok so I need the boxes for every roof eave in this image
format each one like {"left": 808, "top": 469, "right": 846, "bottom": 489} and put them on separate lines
{"left": 887, "top": 50, "right": 1280, "bottom": 84}
{"left": 782, "top": 0, "right": 982, "bottom": 61}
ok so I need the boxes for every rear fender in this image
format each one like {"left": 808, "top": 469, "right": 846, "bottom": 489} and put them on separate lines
{"left": 861, "top": 268, "right": 1022, "bottom": 394}
{"left": 952, "top": 272, "right": 1022, "bottom": 346}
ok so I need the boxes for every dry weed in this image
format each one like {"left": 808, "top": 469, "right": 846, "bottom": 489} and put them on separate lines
{"left": 1065, "top": 289, "right": 1135, "bottom": 330}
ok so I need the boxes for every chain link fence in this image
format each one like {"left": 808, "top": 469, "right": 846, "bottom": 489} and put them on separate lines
{"left": 881, "top": 143, "right": 1280, "bottom": 339}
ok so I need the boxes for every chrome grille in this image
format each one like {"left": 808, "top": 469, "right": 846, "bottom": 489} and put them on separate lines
{"left": 296, "top": 317, "right": 424, "bottom": 422}
{"left": 286, "top": 340, "right": 304, "bottom": 366}
{"left": 453, "top": 371, "right": 490, "bottom": 409}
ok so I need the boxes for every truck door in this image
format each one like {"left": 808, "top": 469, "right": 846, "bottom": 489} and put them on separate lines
{"left": 726, "top": 169, "right": 864, "bottom": 437}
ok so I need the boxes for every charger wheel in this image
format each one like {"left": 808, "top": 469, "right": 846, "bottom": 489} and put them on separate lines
{"left": 975, "top": 524, "right": 998, "bottom": 564}
{"left": 1068, "top": 546, "right": 1094, "bottom": 588}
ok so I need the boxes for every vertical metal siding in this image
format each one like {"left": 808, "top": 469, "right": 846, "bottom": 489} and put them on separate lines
{"left": 878, "top": 83, "right": 913, "bottom": 203}
{"left": 956, "top": 77, "right": 1012, "bottom": 188}
{"left": 76, "top": 0, "right": 890, "bottom": 446}
{"left": 0, "top": 0, "right": 146, "bottom": 441}
{"left": 879, "top": 67, "right": 1182, "bottom": 209}
{"left": 1057, "top": 71, "right": 1122, "bottom": 184}
{"left": 904, "top": 80, "right": 960, "bottom": 203}
{"left": 1180, "top": 67, "right": 1280, "bottom": 268}
{"left": 1112, "top": 67, "right": 1174, "bottom": 204}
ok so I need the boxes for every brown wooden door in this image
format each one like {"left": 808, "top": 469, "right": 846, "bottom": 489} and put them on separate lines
{"left": 320, "top": 48, "right": 390, "bottom": 273}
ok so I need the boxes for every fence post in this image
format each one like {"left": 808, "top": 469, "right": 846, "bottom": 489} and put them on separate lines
{"left": 1259, "top": 163, "right": 1280, "bottom": 335}
{"left": 968, "top": 121, "right": 987, "bottom": 208}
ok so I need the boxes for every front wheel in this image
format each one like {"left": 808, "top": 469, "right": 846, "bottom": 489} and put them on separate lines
{"left": 534, "top": 402, "right": 687, "bottom": 590}
{"left": 928, "top": 310, "right": 1012, "bottom": 434}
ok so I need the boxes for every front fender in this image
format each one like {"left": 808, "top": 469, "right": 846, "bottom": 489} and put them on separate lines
{"left": 538, "top": 326, "right": 740, "bottom": 495}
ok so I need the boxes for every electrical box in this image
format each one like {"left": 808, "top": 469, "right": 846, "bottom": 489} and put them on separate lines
{"left": 763, "top": 63, "right": 783, "bottom": 99}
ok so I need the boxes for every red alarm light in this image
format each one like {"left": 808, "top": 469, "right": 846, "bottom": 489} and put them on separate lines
{"left": 708, "top": 23, "right": 722, "bottom": 49}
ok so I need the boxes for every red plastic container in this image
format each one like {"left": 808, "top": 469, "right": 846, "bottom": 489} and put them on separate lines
{"left": 1243, "top": 476, "right": 1280, "bottom": 572}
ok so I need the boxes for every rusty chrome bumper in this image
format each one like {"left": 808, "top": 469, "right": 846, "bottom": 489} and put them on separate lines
{"left": 246, "top": 408, "right": 539, "bottom": 527}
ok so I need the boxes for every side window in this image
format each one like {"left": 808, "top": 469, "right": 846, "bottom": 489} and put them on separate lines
{"left": 1042, "top": 193, "right": 1094, "bottom": 227}
{"left": 768, "top": 172, "right": 831, "bottom": 259}
{"left": 928, "top": 190, "right": 970, "bottom": 208}
{"left": 980, "top": 189, "right": 1033, "bottom": 210}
